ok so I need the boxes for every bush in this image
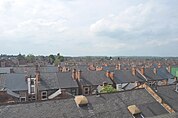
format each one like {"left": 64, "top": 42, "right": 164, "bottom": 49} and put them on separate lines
{"left": 100, "top": 85, "right": 117, "bottom": 93}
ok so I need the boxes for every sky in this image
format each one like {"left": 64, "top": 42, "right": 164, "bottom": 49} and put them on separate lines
{"left": 0, "top": 0, "right": 178, "bottom": 56}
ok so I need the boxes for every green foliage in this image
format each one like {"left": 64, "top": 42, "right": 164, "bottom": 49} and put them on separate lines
{"left": 48, "top": 53, "right": 64, "bottom": 65}
{"left": 26, "top": 54, "right": 35, "bottom": 63}
{"left": 58, "top": 56, "right": 64, "bottom": 62}
{"left": 49, "top": 54, "right": 55, "bottom": 64}
{"left": 54, "top": 58, "right": 60, "bottom": 66}
{"left": 17, "top": 54, "right": 25, "bottom": 61}
{"left": 100, "top": 85, "right": 117, "bottom": 93}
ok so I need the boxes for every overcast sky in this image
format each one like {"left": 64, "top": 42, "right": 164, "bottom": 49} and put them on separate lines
{"left": 0, "top": 0, "right": 178, "bottom": 56}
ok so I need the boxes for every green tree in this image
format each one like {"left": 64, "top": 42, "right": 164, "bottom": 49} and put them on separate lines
{"left": 26, "top": 54, "right": 35, "bottom": 63}
{"left": 100, "top": 85, "right": 117, "bottom": 93}
{"left": 49, "top": 54, "right": 55, "bottom": 64}
{"left": 17, "top": 53, "right": 25, "bottom": 61}
{"left": 56, "top": 53, "right": 64, "bottom": 62}
{"left": 59, "top": 56, "right": 64, "bottom": 62}
{"left": 54, "top": 58, "right": 60, "bottom": 66}
{"left": 54, "top": 54, "right": 64, "bottom": 66}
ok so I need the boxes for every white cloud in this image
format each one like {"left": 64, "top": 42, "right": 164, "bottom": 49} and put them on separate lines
{"left": 0, "top": 0, "right": 178, "bottom": 56}
{"left": 90, "top": 1, "right": 178, "bottom": 41}
{"left": 90, "top": 3, "right": 150, "bottom": 33}
{"left": 3, "top": 19, "right": 67, "bottom": 37}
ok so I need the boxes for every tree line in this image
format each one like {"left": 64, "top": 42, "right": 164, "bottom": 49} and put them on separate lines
{"left": 17, "top": 53, "right": 64, "bottom": 66}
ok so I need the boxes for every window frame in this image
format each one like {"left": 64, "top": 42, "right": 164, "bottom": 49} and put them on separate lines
{"left": 31, "top": 86, "right": 35, "bottom": 94}
{"left": 84, "top": 87, "right": 90, "bottom": 95}
{"left": 41, "top": 91, "right": 48, "bottom": 100}
{"left": 20, "top": 97, "right": 26, "bottom": 102}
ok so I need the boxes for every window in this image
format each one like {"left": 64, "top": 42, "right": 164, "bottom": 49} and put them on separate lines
{"left": 28, "top": 95, "right": 36, "bottom": 101}
{"left": 32, "top": 95, "right": 36, "bottom": 101}
{"left": 20, "top": 97, "right": 26, "bottom": 102}
{"left": 84, "top": 87, "right": 89, "bottom": 95}
{"left": 41, "top": 91, "right": 47, "bottom": 100}
{"left": 31, "top": 86, "right": 35, "bottom": 94}
{"left": 31, "top": 80, "right": 34, "bottom": 85}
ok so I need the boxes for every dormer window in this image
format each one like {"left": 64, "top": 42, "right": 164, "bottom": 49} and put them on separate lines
{"left": 31, "top": 80, "right": 34, "bottom": 85}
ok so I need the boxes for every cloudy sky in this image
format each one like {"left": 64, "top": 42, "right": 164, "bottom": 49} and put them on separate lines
{"left": 0, "top": 0, "right": 178, "bottom": 56}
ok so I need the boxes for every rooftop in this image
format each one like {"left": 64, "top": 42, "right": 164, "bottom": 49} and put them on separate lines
{"left": 0, "top": 88, "right": 169, "bottom": 118}
{"left": 113, "top": 70, "right": 145, "bottom": 84}
{"left": 80, "top": 70, "right": 113, "bottom": 86}
{"left": 157, "top": 84, "right": 178, "bottom": 112}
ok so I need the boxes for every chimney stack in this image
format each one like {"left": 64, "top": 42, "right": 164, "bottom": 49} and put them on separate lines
{"left": 158, "top": 63, "right": 161, "bottom": 68}
{"left": 141, "top": 67, "right": 145, "bottom": 75}
{"left": 58, "top": 65, "right": 62, "bottom": 72}
{"left": 77, "top": 70, "right": 82, "bottom": 81}
{"left": 106, "top": 70, "right": 110, "bottom": 78}
{"left": 110, "top": 72, "right": 114, "bottom": 80}
{"left": 118, "top": 64, "right": 121, "bottom": 70}
{"left": 72, "top": 69, "right": 76, "bottom": 80}
{"left": 96, "top": 66, "right": 103, "bottom": 71}
{"left": 153, "top": 68, "right": 157, "bottom": 75}
{"left": 131, "top": 67, "right": 136, "bottom": 76}
{"left": 36, "top": 71, "right": 40, "bottom": 82}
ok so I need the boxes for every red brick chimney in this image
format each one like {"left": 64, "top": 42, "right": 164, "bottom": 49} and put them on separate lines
{"left": 153, "top": 68, "right": 157, "bottom": 75}
{"left": 131, "top": 67, "right": 136, "bottom": 76}
{"left": 77, "top": 70, "right": 82, "bottom": 81}
{"left": 118, "top": 64, "right": 121, "bottom": 70}
{"left": 36, "top": 71, "right": 40, "bottom": 83}
{"left": 58, "top": 65, "right": 62, "bottom": 72}
{"left": 106, "top": 70, "right": 110, "bottom": 78}
{"left": 110, "top": 72, "right": 114, "bottom": 80}
{"left": 96, "top": 66, "right": 103, "bottom": 71}
{"left": 158, "top": 63, "right": 161, "bottom": 68}
{"left": 141, "top": 67, "right": 145, "bottom": 75}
